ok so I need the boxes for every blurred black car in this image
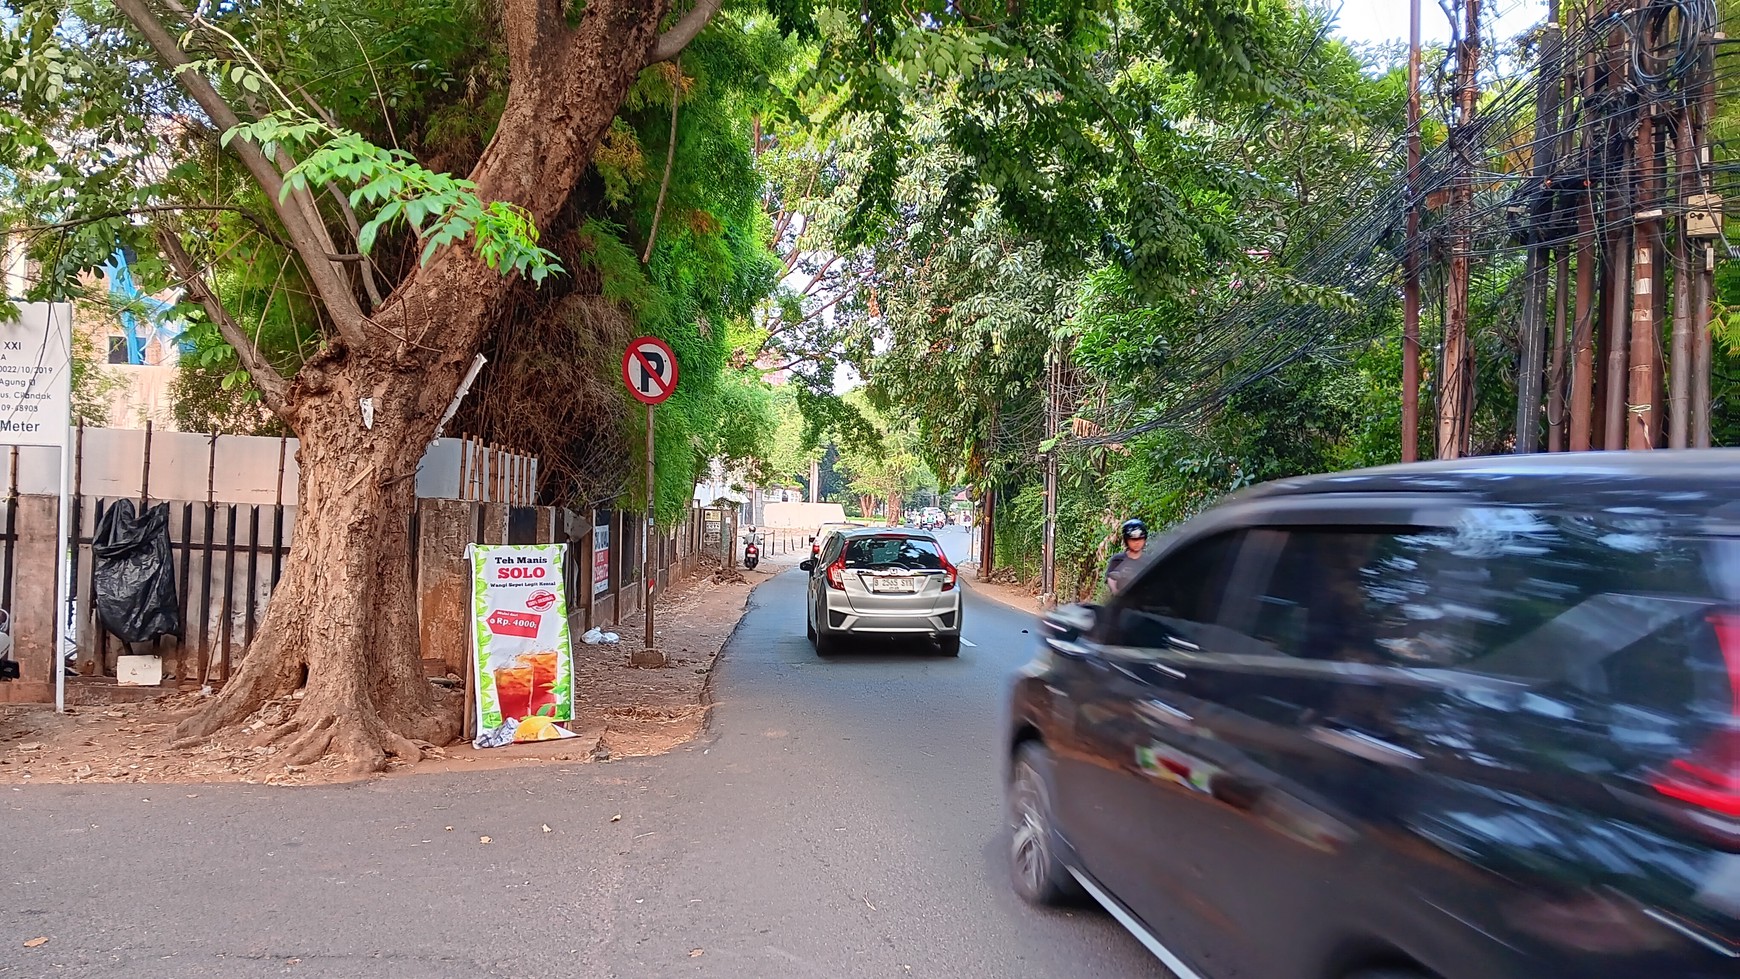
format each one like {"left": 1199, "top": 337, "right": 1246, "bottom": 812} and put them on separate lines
{"left": 1006, "top": 452, "right": 1740, "bottom": 979}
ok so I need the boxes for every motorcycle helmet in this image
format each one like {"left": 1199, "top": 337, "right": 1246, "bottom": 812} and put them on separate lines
{"left": 1121, "top": 518, "right": 1148, "bottom": 542}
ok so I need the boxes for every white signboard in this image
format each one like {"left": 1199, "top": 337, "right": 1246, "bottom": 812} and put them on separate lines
{"left": 0, "top": 303, "right": 72, "bottom": 447}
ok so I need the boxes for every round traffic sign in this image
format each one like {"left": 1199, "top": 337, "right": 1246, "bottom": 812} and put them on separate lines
{"left": 622, "top": 336, "right": 679, "bottom": 405}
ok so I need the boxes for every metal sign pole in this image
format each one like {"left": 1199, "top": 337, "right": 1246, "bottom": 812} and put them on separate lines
{"left": 51, "top": 305, "right": 73, "bottom": 712}
{"left": 621, "top": 335, "right": 676, "bottom": 668}
{"left": 644, "top": 402, "right": 655, "bottom": 653}
{"left": 53, "top": 427, "right": 71, "bottom": 712}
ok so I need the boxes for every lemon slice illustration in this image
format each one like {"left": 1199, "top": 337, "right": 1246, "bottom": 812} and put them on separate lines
{"left": 513, "top": 716, "right": 564, "bottom": 742}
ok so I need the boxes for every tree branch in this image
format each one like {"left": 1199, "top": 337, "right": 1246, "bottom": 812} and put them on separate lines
{"left": 270, "top": 82, "right": 385, "bottom": 308}
{"left": 156, "top": 226, "right": 291, "bottom": 416}
{"left": 8, "top": 204, "right": 291, "bottom": 248}
{"left": 766, "top": 281, "right": 854, "bottom": 334}
{"left": 113, "top": 0, "right": 369, "bottom": 347}
{"left": 325, "top": 184, "right": 387, "bottom": 308}
{"left": 642, "top": 58, "right": 683, "bottom": 264}
{"left": 797, "top": 254, "right": 842, "bottom": 297}
{"left": 646, "top": 0, "right": 722, "bottom": 66}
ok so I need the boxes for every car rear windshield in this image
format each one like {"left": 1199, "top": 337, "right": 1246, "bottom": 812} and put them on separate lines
{"left": 843, "top": 536, "right": 946, "bottom": 571}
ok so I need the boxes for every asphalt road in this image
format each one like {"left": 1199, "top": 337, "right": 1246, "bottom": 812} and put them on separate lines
{"left": 2, "top": 526, "right": 1165, "bottom": 979}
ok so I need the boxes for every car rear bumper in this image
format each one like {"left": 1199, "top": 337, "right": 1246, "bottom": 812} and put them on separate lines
{"left": 820, "top": 596, "right": 961, "bottom": 636}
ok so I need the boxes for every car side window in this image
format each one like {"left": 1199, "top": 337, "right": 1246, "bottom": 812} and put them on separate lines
{"left": 1245, "top": 527, "right": 1394, "bottom": 663}
{"left": 1103, "top": 531, "right": 1242, "bottom": 649}
{"left": 1245, "top": 513, "right": 1725, "bottom": 695}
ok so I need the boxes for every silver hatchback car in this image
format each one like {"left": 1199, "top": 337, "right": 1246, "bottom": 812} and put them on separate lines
{"left": 800, "top": 528, "right": 963, "bottom": 656}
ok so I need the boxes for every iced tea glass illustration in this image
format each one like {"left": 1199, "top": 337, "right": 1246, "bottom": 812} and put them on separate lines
{"left": 493, "top": 665, "right": 534, "bottom": 720}
{"left": 524, "top": 652, "right": 560, "bottom": 716}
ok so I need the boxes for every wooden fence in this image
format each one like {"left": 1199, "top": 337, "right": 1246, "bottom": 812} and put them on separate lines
{"left": 0, "top": 486, "right": 723, "bottom": 704}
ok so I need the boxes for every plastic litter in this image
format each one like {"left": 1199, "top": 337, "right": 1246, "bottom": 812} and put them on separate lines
{"left": 92, "top": 499, "right": 182, "bottom": 645}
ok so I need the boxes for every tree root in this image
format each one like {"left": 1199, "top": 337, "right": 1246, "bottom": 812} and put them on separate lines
{"left": 230, "top": 707, "right": 431, "bottom": 775}
{"left": 279, "top": 716, "right": 335, "bottom": 768}
{"left": 172, "top": 651, "right": 293, "bottom": 741}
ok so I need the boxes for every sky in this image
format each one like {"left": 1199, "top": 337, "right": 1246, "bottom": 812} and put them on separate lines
{"left": 1328, "top": 0, "right": 1549, "bottom": 46}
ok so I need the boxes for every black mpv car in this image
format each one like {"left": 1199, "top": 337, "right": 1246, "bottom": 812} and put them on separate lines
{"left": 1006, "top": 453, "right": 1740, "bottom": 979}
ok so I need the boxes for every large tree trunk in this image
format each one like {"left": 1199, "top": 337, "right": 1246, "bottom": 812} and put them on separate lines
{"left": 176, "top": 352, "right": 449, "bottom": 770}
{"left": 171, "top": 0, "right": 676, "bottom": 771}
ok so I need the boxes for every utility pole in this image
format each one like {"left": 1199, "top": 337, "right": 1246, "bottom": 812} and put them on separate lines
{"left": 808, "top": 457, "right": 819, "bottom": 503}
{"left": 1548, "top": 4, "right": 1580, "bottom": 452}
{"left": 1515, "top": 1, "right": 1564, "bottom": 453}
{"left": 1402, "top": 0, "right": 1423, "bottom": 462}
{"left": 1626, "top": 5, "right": 1662, "bottom": 451}
{"left": 978, "top": 486, "right": 996, "bottom": 581}
{"left": 1039, "top": 345, "right": 1060, "bottom": 607}
{"left": 1692, "top": 22, "right": 1717, "bottom": 448}
{"left": 1603, "top": 223, "right": 1633, "bottom": 450}
{"left": 1438, "top": 0, "right": 1480, "bottom": 459}
{"left": 1602, "top": 25, "right": 1631, "bottom": 451}
{"left": 1547, "top": 250, "right": 1570, "bottom": 450}
{"left": 1627, "top": 164, "right": 1661, "bottom": 449}
{"left": 1670, "top": 76, "right": 1696, "bottom": 448}
{"left": 1569, "top": 47, "right": 1598, "bottom": 452}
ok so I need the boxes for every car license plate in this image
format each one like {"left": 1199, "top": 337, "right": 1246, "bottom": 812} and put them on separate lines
{"left": 870, "top": 577, "right": 917, "bottom": 593}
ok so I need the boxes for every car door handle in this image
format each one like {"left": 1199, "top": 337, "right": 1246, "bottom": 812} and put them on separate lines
{"left": 1309, "top": 726, "right": 1422, "bottom": 768}
{"left": 1137, "top": 698, "right": 1194, "bottom": 729}
{"left": 1165, "top": 635, "right": 1200, "bottom": 652}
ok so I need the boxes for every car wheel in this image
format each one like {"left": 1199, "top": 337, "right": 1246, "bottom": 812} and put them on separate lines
{"left": 1009, "top": 742, "right": 1081, "bottom": 906}
{"left": 806, "top": 608, "right": 816, "bottom": 644}
{"left": 814, "top": 627, "right": 835, "bottom": 657}
{"left": 938, "top": 635, "right": 961, "bottom": 657}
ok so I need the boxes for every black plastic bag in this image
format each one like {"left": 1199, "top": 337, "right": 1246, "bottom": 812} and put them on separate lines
{"left": 92, "top": 499, "right": 182, "bottom": 644}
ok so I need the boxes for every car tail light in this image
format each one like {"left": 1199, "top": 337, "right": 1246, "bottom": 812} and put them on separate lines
{"left": 941, "top": 554, "right": 958, "bottom": 591}
{"left": 1649, "top": 612, "right": 1740, "bottom": 818}
{"left": 825, "top": 555, "right": 846, "bottom": 590}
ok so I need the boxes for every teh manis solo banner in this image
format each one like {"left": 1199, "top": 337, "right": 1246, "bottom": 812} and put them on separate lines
{"left": 469, "top": 543, "right": 578, "bottom": 748}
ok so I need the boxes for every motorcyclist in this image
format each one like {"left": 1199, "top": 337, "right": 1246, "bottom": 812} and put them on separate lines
{"left": 1103, "top": 518, "right": 1148, "bottom": 595}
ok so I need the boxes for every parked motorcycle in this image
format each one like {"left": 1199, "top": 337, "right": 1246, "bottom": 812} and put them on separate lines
{"left": 742, "top": 527, "right": 761, "bottom": 571}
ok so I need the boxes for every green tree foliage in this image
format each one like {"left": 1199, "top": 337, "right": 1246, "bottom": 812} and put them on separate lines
{"left": 832, "top": 390, "right": 930, "bottom": 519}
{"left": 824, "top": 3, "right": 1414, "bottom": 595}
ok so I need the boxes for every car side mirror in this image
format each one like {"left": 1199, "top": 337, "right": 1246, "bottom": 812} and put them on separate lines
{"left": 799, "top": 559, "right": 815, "bottom": 573}
{"left": 1041, "top": 603, "right": 1100, "bottom": 648}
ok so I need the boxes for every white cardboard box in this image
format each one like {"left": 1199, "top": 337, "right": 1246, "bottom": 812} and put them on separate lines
{"left": 116, "top": 654, "right": 163, "bottom": 687}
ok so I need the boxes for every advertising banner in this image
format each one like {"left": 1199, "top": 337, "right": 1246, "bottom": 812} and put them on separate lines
{"left": 469, "top": 543, "right": 577, "bottom": 748}
{"left": 592, "top": 520, "right": 610, "bottom": 596}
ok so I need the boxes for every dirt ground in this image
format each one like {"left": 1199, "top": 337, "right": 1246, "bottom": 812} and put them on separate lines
{"left": 0, "top": 560, "right": 770, "bottom": 786}
{"left": 961, "top": 567, "right": 1049, "bottom": 615}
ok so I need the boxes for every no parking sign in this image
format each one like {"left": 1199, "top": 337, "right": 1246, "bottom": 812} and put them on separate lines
{"left": 622, "top": 336, "right": 678, "bottom": 405}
